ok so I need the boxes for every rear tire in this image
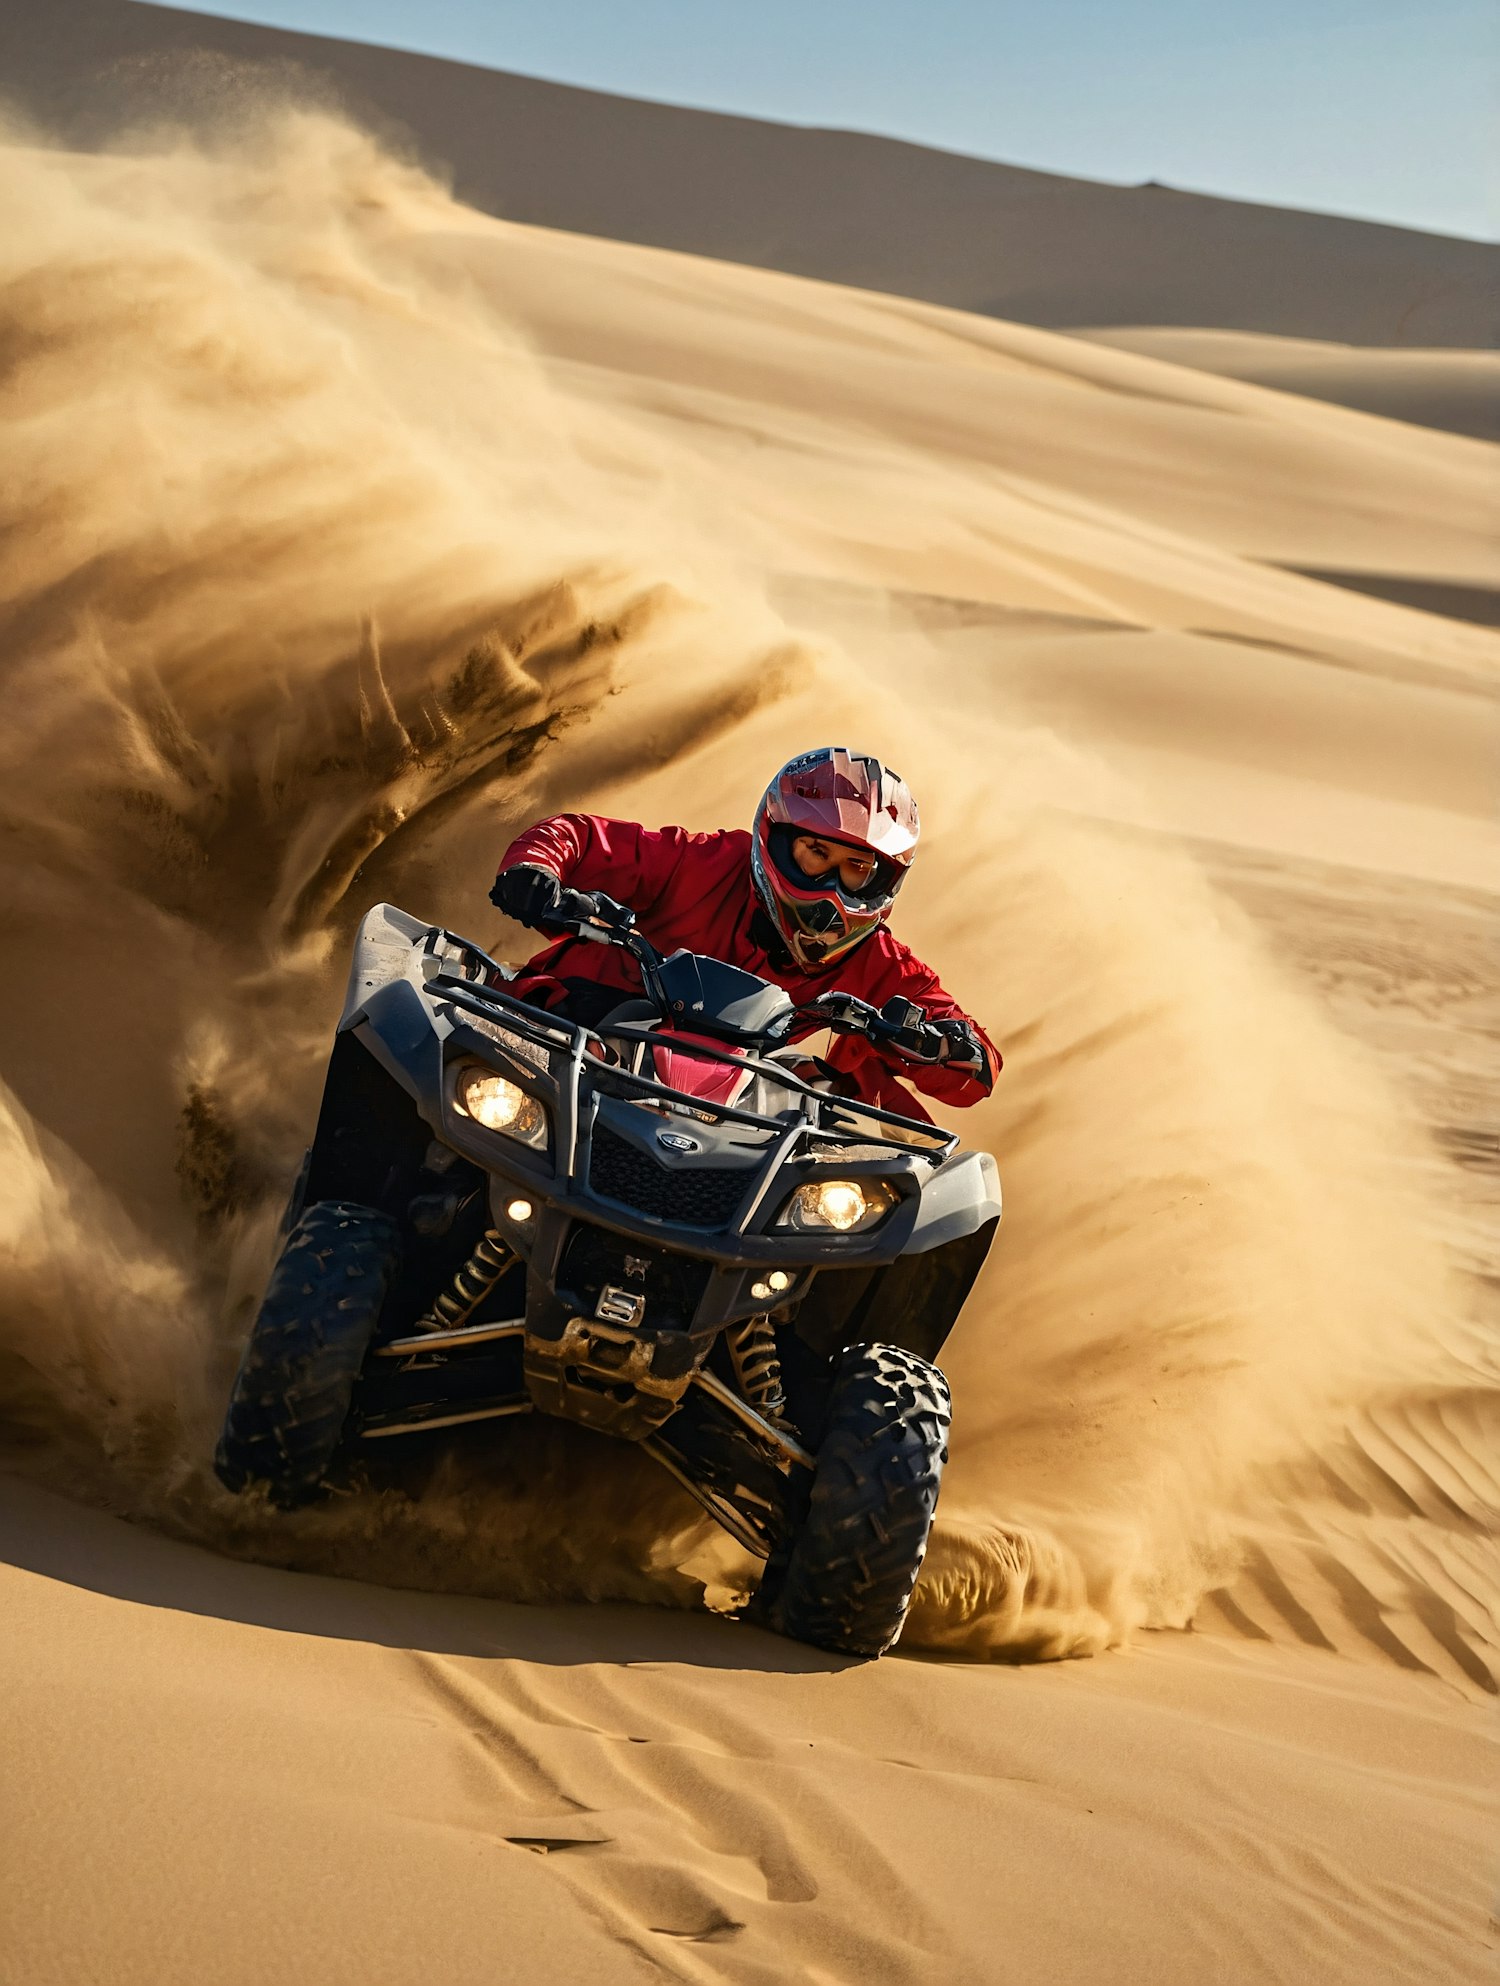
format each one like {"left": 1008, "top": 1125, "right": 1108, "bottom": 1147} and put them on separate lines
{"left": 755, "top": 1342, "right": 951, "bottom": 1658}
{"left": 214, "top": 1200, "right": 399, "bottom": 1507}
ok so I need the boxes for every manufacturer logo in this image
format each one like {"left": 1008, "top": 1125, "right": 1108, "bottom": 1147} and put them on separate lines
{"left": 596, "top": 1285, "right": 646, "bottom": 1327}
{"left": 656, "top": 1129, "right": 700, "bottom": 1154}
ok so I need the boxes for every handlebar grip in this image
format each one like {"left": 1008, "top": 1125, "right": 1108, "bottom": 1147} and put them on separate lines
{"left": 808, "top": 991, "right": 880, "bottom": 1035}
{"left": 880, "top": 996, "right": 926, "bottom": 1032}
{"left": 544, "top": 888, "right": 637, "bottom": 941}
{"left": 589, "top": 893, "right": 637, "bottom": 933}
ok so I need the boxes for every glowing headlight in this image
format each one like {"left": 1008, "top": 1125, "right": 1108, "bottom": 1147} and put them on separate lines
{"left": 454, "top": 1067, "right": 548, "bottom": 1149}
{"left": 779, "top": 1178, "right": 897, "bottom": 1235}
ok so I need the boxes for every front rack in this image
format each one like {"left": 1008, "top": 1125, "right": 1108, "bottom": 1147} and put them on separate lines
{"left": 424, "top": 962, "right": 958, "bottom": 1161}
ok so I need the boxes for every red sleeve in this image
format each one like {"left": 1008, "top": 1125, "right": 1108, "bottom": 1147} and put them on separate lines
{"left": 499, "top": 815, "right": 696, "bottom": 916}
{"left": 827, "top": 937, "right": 1002, "bottom": 1109}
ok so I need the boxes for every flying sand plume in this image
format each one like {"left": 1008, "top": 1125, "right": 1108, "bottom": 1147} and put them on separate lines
{"left": 0, "top": 102, "right": 1492, "bottom": 1677}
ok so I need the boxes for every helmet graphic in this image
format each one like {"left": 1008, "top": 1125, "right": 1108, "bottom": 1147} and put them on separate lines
{"left": 751, "top": 748, "right": 919, "bottom": 971}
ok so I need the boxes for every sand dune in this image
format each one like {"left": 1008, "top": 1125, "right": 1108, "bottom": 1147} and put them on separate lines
{"left": 1082, "top": 328, "right": 1500, "bottom": 445}
{"left": 0, "top": 101, "right": 1496, "bottom": 1984}
{"left": 3, "top": 0, "right": 1495, "bottom": 345}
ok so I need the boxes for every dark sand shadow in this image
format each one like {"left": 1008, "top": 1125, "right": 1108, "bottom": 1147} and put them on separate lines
{"left": 0, "top": 1474, "right": 846, "bottom": 1675}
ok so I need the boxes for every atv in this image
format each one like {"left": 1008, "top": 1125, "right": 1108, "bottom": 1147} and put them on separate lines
{"left": 214, "top": 899, "right": 1001, "bottom": 1656}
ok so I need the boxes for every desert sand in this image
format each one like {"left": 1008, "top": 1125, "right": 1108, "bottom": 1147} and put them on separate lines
{"left": 0, "top": 86, "right": 1496, "bottom": 1986}
{"left": 1081, "top": 329, "right": 1500, "bottom": 448}
{"left": 4, "top": 0, "right": 1495, "bottom": 345}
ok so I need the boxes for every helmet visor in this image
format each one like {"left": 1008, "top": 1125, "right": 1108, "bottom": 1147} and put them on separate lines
{"left": 767, "top": 825, "right": 906, "bottom": 910}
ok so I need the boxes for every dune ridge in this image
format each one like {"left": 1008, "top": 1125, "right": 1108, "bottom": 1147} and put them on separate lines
{"left": 0, "top": 108, "right": 1494, "bottom": 1703}
{"left": 1081, "top": 328, "right": 1500, "bottom": 446}
{"left": 2, "top": 0, "right": 1495, "bottom": 346}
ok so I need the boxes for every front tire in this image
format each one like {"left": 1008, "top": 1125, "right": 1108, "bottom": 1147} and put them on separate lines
{"left": 756, "top": 1343, "right": 951, "bottom": 1657}
{"left": 214, "top": 1199, "right": 399, "bottom": 1507}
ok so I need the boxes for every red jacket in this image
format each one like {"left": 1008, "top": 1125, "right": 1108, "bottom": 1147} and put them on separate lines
{"left": 498, "top": 814, "right": 1000, "bottom": 1116}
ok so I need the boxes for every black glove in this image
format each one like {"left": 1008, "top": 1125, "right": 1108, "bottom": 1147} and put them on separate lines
{"left": 490, "top": 864, "right": 564, "bottom": 929}
{"left": 878, "top": 999, "right": 991, "bottom": 1082}
{"left": 490, "top": 865, "right": 636, "bottom": 937}
{"left": 928, "top": 1016, "right": 990, "bottom": 1080}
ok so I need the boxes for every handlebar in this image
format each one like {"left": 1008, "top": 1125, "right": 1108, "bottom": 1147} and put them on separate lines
{"left": 541, "top": 903, "right": 930, "bottom": 1053}
{"left": 545, "top": 897, "right": 674, "bottom": 1008}
{"left": 799, "top": 992, "right": 938, "bottom": 1055}
{"left": 547, "top": 889, "right": 637, "bottom": 943}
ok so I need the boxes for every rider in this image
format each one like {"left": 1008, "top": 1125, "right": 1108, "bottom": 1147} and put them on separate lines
{"left": 489, "top": 747, "right": 1000, "bottom": 1117}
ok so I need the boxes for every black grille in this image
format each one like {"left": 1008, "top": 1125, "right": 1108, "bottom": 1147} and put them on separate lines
{"left": 588, "top": 1122, "right": 752, "bottom": 1227}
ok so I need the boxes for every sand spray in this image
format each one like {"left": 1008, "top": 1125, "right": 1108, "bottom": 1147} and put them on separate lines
{"left": 0, "top": 110, "right": 1489, "bottom": 1670}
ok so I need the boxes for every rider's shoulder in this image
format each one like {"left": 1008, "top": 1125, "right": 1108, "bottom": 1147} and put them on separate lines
{"left": 658, "top": 822, "right": 751, "bottom": 860}
{"left": 849, "top": 926, "right": 939, "bottom": 991}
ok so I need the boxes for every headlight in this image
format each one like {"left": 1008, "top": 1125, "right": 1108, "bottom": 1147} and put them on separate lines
{"left": 778, "top": 1178, "right": 897, "bottom": 1234}
{"left": 453, "top": 1067, "right": 549, "bottom": 1150}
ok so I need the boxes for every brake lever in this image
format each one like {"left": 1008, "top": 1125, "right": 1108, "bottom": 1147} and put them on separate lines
{"left": 799, "top": 992, "right": 937, "bottom": 1059}
{"left": 557, "top": 891, "right": 638, "bottom": 944}
{"left": 803, "top": 990, "right": 880, "bottom": 1035}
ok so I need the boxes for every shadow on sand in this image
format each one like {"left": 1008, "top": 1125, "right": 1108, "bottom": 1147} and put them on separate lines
{"left": 0, "top": 1473, "right": 848, "bottom": 1675}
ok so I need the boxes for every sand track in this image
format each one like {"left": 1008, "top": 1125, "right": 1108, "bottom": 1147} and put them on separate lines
{"left": 4, "top": 1478, "right": 1495, "bottom": 1985}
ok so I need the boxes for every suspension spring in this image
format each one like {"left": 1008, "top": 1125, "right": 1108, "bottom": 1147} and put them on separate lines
{"left": 725, "top": 1313, "right": 787, "bottom": 1422}
{"left": 417, "top": 1228, "right": 515, "bottom": 1333}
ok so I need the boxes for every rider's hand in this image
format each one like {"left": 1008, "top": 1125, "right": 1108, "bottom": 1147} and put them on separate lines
{"left": 490, "top": 866, "right": 636, "bottom": 936}
{"left": 878, "top": 999, "right": 987, "bottom": 1073}
{"left": 576, "top": 890, "right": 637, "bottom": 934}
{"left": 490, "top": 864, "right": 565, "bottom": 929}
{"left": 926, "top": 1016, "right": 989, "bottom": 1073}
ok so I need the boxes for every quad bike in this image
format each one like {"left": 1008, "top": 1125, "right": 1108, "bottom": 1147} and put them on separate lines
{"left": 214, "top": 899, "right": 1001, "bottom": 1656}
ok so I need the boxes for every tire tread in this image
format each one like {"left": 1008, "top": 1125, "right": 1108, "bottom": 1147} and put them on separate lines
{"left": 213, "top": 1199, "right": 398, "bottom": 1506}
{"left": 758, "top": 1343, "right": 950, "bottom": 1658}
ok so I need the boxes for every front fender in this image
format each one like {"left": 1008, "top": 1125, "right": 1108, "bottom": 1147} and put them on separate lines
{"left": 341, "top": 977, "right": 446, "bottom": 1123}
{"left": 902, "top": 1149, "right": 1002, "bottom": 1254}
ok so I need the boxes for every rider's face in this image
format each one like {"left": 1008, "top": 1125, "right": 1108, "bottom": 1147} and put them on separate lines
{"left": 790, "top": 834, "right": 880, "bottom": 894}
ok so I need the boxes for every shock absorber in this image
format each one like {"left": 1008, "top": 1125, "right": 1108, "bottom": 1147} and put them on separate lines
{"left": 417, "top": 1228, "right": 515, "bottom": 1332}
{"left": 725, "top": 1314, "right": 787, "bottom": 1423}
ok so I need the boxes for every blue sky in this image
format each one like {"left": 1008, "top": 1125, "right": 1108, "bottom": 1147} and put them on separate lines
{"left": 169, "top": 1, "right": 1493, "bottom": 239}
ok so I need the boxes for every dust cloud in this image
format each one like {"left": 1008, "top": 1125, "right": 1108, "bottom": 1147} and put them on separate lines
{"left": 0, "top": 106, "right": 1485, "bottom": 1673}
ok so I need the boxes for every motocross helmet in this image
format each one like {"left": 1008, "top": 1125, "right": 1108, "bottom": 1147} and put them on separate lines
{"left": 750, "top": 747, "right": 919, "bottom": 971}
